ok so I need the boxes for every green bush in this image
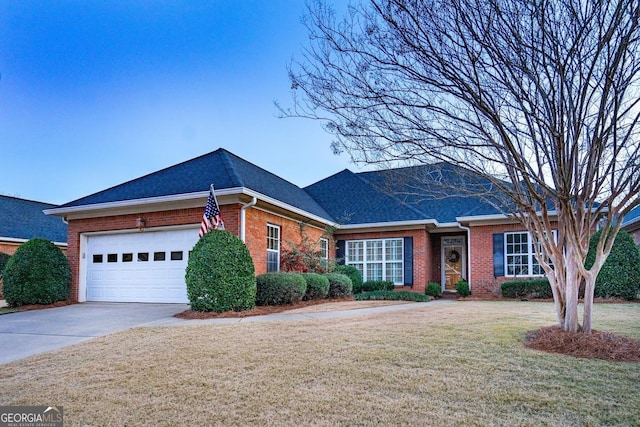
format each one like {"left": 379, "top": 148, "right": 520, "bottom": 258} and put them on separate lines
{"left": 456, "top": 279, "right": 471, "bottom": 297}
{"left": 0, "top": 252, "right": 10, "bottom": 274}
{"left": 2, "top": 239, "right": 70, "bottom": 306}
{"left": 0, "top": 252, "right": 10, "bottom": 298}
{"left": 355, "top": 290, "right": 430, "bottom": 302}
{"left": 332, "top": 265, "right": 362, "bottom": 292}
{"left": 256, "top": 272, "right": 307, "bottom": 305}
{"left": 585, "top": 229, "right": 640, "bottom": 300}
{"left": 425, "top": 282, "right": 442, "bottom": 298}
{"left": 354, "top": 280, "right": 394, "bottom": 294}
{"left": 324, "top": 273, "right": 353, "bottom": 298}
{"left": 185, "top": 230, "right": 256, "bottom": 312}
{"left": 302, "top": 273, "right": 330, "bottom": 300}
{"left": 501, "top": 279, "right": 552, "bottom": 299}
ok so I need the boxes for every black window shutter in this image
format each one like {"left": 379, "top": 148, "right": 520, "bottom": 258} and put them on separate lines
{"left": 403, "top": 237, "right": 414, "bottom": 286}
{"left": 336, "top": 240, "right": 346, "bottom": 265}
{"left": 493, "top": 233, "right": 505, "bottom": 277}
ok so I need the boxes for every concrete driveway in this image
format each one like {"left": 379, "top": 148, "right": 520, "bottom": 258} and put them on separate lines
{"left": 0, "top": 302, "right": 188, "bottom": 364}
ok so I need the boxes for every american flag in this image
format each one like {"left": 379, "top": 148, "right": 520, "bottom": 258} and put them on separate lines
{"left": 199, "top": 186, "right": 224, "bottom": 238}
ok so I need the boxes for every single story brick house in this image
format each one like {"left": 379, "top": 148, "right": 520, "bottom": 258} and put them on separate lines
{"left": 0, "top": 195, "right": 68, "bottom": 255}
{"left": 45, "top": 148, "right": 555, "bottom": 303}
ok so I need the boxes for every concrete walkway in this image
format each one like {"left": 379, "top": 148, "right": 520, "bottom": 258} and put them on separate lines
{"left": 0, "top": 300, "right": 454, "bottom": 364}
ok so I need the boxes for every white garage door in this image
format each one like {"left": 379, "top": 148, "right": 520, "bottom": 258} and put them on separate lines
{"left": 86, "top": 228, "right": 199, "bottom": 303}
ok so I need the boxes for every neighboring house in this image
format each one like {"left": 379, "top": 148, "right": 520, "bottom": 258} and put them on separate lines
{"left": 0, "top": 195, "right": 68, "bottom": 255}
{"left": 622, "top": 205, "right": 640, "bottom": 245}
{"left": 45, "top": 148, "right": 557, "bottom": 303}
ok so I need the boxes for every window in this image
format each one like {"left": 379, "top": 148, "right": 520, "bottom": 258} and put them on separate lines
{"left": 267, "top": 224, "right": 280, "bottom": 272}
{"left": 505, "top": 231, "right": 554, "bottom": 277}
{"left": 107, "top": 253, "right": 118, "bottom": 263}
{"left": 170, "top": 251, "right": 183, "bottom": 261}
{"left": 320, "top": 238, "right": 329, "bottom": 269}
{"left": 137, "top": 252, "right": 149, "bottom": 262}
{"left": 122, "top": 253, "right": 133, "bottom": 262}
{"left": 92, "top": 254, "right": 103, "bottom": 263}
{"left": 346, "top": 239, "right": 403, "bottom": 284}
{"left": 154, "top": 252, "right": 166, "bottom": 261}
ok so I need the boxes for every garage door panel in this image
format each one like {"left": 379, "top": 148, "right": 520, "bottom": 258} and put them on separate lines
{"left": 86, "top": 228, "right": 198, "bottom": 303}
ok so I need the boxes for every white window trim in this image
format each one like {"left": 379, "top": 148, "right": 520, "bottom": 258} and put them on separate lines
{"left": 504, "top": 230, "right": 556, "bottom": 278}
{"left": 345, "top": 238, "right": 404, "bottom": 284}
{"left": 267, "top": 224, "right": 280, "bottom": 272}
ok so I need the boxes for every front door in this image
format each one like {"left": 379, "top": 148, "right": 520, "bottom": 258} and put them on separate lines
{"left": 442, "top": 237, "right": 466, "bottom": 291}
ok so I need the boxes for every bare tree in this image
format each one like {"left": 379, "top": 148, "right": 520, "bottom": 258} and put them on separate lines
{"left": 283, "top": 0, "right": 640, "bottom": 333}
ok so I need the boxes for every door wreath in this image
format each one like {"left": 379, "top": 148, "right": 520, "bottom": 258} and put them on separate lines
{"left": 447, "top": 249, "right": 460, "bottom": 263}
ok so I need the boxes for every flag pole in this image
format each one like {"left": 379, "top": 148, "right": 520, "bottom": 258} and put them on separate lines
{"left": 210, "top": 184, "right": 225, "bottom": 230}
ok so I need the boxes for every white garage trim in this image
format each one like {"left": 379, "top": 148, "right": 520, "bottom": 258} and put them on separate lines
{"left": 81, "top": 226, "right": 199, "bottom": 303}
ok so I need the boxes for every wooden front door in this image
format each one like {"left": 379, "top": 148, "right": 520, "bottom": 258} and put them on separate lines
{"left": 442, "top": 237, "right": 466, "bottom": 291}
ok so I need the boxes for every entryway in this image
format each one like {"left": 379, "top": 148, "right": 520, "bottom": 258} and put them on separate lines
{"left": 441, "top": 236, "right": 466, "bottom": 292}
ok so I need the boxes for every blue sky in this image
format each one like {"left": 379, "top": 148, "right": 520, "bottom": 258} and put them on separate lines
{"left": 0, "top": 1, "right": 353, "bottom": 205}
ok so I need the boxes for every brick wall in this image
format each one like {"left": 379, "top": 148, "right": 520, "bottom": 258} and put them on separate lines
{"left": 243, "top": 208, "right": 328, "bottom": 275}
{"left": 469, "top": 223, "right": 534, "bottom": 297}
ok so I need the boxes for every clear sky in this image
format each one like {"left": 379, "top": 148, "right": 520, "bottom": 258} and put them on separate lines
{"left": 0, "top": 1, "right": 354, "bottom": 205}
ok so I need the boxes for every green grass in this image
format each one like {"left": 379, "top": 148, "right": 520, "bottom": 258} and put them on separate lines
{"left": 0, "top": 301, "right": 638, "bottom": 426}
{"left": 0, "top": 307, "right": 18, "bottom": 315}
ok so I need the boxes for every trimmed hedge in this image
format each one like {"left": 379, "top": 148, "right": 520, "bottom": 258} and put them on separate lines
{"left": 324, "top": 273, "right": 353, "bottom": 298}
{"left": 332, "top": 265, "right": 362, "bottom": 291}
{"left": 302, "top": 273, "right": 330, "bottom": 300}
{"left": 256, "top": 272, "right": 307, "bottom": 305}
{"left": 425, "top": 282, "right": 442, "bottom": 298}
{"left": 501, "top": 279, "right": 552, "bottom": 299}
{"left": 2, "top": 239, "right": 70, "bottom": 306}
{"left": 456, "top": 279, "right": 471, "bottom": 297}
{"left": 0, "top": 252, "right": 10, "bottom": 274}
{"left": 355, "top": 290, "right": 430, "bottom": 302}
{"left": 185, "top": 230, "right": 256, "bottom": 312}
{"left": 354, "top": 280, "right": 394, "bottom": 294}
{"left": 585, "top": 229, "right": 640, "bottom": 300}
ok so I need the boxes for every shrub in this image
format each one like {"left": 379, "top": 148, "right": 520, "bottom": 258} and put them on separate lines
{"left": 2, "top": 239, "right": 70, "bottom": 306}
{"left": 456, "top": 279, "right": 471, "bottom": 297}
{"left": 425, "top": 282, "right": 442, "bottom": 298}
{"left": 185, "top": 230, "right": 256, "bottom": 312}
{"left": 324, "top": 273, "right": 353, "bottom": 298}
{"left": 354, "top": 280, "right": 394, "bottom": 294}
{"left": 256, "top": 272, "right": 307, "bottom": 305}
{"left": 332, "top": 265, "right": 362, "bottom": 292}
{"left": 585, "top": 229, "right": 640, "bottom": 300}
{"left": 0, "top": 252, "right": 10, "bottom": 298}
{"left": 302, "top": 273, "right": 330, "bottom": 300}
{"left": 501, "top": 279, "right": 553, "bottom": 299}
{"left": 355, "top": 290, "right": 430, "bottom": 302}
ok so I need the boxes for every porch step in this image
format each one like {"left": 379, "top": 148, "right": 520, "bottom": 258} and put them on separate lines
{"left": 439, "top": 291, "right": 458, "bottom": 300}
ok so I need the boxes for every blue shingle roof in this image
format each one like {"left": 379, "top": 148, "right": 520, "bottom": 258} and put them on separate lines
{"left": 622, "top": 205, "right": 640, "bottom": 226}
{"left": 0, "top": 196, "right": 67, "bottom": 243}
{"left": 58, "top": 148, "right": 334, "bottom": 221}
{"left": 305, "top": 163, "right": 501, "bottom": 225}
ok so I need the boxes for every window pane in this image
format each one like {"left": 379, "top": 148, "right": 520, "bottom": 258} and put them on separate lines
{"left": 366, "top": 241, "right": 383, "bottom": 261}
{"left": 170, "top": 251, "right": 183, "bottom": 261}
{"left": 267, "top": 251, "right": 279, "bottom": 272}
{"left": 347, "top": 241, "right": 364, "bottom": 262}
{"left": 385, "top": 262, "right": 403, "bottom": 283}
{"left": 122, "top": 253, "right": 133, "bottom": 262}
{"left": 107, "top": 253, "right": 118, "bottom": 263}
{"left": 366, "top": 262, "right": 383, "bottom": 281}
{"left": 154, "top": 252, "right": 166, "bottom": 261}
{"left": 92, "top": 254, "right": 103, "bottom": 263}
{"left": 385, "top": 239, "right": 403, "bottom": 261}
{"left": 137, "top": 252, "right": 149, "bottom": 262}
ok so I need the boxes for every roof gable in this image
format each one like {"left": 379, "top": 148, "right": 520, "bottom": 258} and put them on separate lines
{"left": 0, "top": 195, "right": 67, "bottom": 243}
{"left": 58, "top": 148, "right": 334, "bottom": 221}
{"left": 305, "top": 163, "right": 502, "bottom": 225}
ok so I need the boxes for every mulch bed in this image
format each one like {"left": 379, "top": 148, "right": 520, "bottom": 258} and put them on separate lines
{"left": 174, "top": 296, "right": 355, "bottom": 319}
{"left": 525, "top": 326, "right": 640, "bottom": 362}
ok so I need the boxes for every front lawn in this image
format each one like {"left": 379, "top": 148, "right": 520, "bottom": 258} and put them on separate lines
{"left": 1, "top": 301, "right": 638, "bottom": 426}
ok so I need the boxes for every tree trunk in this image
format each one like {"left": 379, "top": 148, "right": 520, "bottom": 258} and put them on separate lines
{"left": 583, "top": 274, "right": 596, "bottom": 333}
{"left": 562, "top": 244, "right": 582, "bottom": 333}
